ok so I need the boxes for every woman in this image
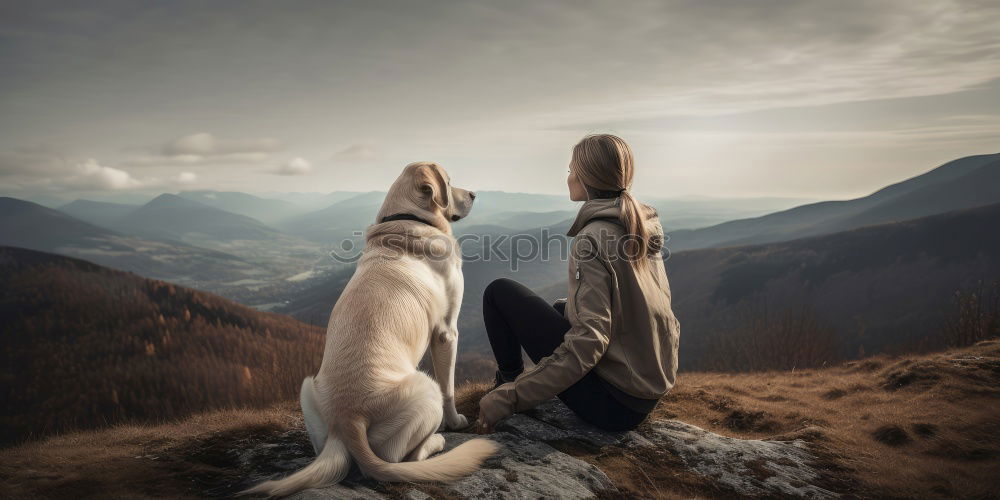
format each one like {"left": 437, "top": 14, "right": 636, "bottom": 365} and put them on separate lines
{"left": 477, "top": 134, "right": 680, "bottom": 433}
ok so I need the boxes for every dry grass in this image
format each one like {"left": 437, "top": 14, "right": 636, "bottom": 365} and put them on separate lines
{"left": 651, "top": 339, "right": 1000, "bottom": 499}
{"left": 0, "top": 383, "right": 497, "bottom": 500}
{"left": 0, "top": 401, "right": 303, "bottom": 499}
{"left": 430, "top": 341, "right": 1000, "bottom": 499}
{"left": 2, "top": 342, "right": 998, "bottom": 499}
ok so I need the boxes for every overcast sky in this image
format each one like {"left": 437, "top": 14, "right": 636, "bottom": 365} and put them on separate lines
{"left": 1, "top": 0, "right": 998, "bottom": 204}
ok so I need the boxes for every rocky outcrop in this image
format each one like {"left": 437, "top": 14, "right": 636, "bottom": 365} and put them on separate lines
{"left": 242, "top": 399, "right": 842, "bottom": 499}
{"left": 430, "top": 432, "right": 615, "bottom": 499}
{"left": 501, "top": 399, "right": 840, "bottom": 498}
{"left": 268, "top": 430, "right": 615, "bottom": 500}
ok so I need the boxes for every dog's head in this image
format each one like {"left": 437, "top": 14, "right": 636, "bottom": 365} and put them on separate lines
{"left": 377, "top": 162, "right": 475, "bottom": 232}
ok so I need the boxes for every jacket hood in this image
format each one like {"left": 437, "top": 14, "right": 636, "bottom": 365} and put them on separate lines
{"left": 567, "top": 198, "right": 664, "bottom": 252}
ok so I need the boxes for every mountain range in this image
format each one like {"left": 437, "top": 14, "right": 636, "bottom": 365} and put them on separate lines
{"left": 274, "top": 191, "right": 387, "bottom": 242}
{"left": 56, "top": 194, "right": 342, "bottom": 303}
{"left": 667, "top": 201, "right": 1000, "bottom": 370}
{"left": 272, "top": 153, "right": 1000, "bottom": 375}
{"left": 3, "top": 152, "right": 997, "bottom": 373}
{"left": 176, "top": 190, "right": 303, "bottom": 224}
{"left": 0, "top": 197, "right": 264, "bottom": 295}
{"left": 57, "top": 199, "right": 139, "bottom": 228}
{"left": 667, "top": 153, "right": 1000, "bottom": 251}
{"left": 116, "top": 193, "right": 284, "bottom": 242}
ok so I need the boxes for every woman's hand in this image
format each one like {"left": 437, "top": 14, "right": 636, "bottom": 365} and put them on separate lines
{"left": 475, "top": 407, "right": 495, "bottom": 434}
{"left": 476, "top": 383, "right": 516, "bottom": 434}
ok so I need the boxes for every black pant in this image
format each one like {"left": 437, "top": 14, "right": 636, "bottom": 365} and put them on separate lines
{"left": 482, "top": 278, "right": 648, "bottom": 431}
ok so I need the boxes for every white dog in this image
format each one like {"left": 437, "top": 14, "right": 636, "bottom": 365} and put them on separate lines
{"left": 242, "top": 162, "right": 497, "bottom": 497}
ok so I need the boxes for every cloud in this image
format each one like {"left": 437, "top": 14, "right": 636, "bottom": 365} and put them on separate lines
{"left": 275, "top": 157, "right": 312, "bottom": 176}
{"left": 0, "top": 150, "right": 199, "bottom": 193}
{"left": 124, "top": 152, "right": 270, "bottom": 167}
{"left": 332, "top": 143, "right": 379, "bottom": 162}
{"left": 0, "top": 147, "right": 71, "bottom": 177}
{"left": 2, "top": 1, "right": 999, "bottom": 199}
{"left": 72, "top": 159, "right": 144, "bottom": 190}
{"left": 163, "top": 133, "right": 282, "bottom": 156}
{"left": 518, "top": 0, "right": 1000, "bottom": 125}
{"left": 122, "top": 133, "right": 282, "bottom": 167}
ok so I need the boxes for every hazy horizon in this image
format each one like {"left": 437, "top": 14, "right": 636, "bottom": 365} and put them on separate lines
{"left": 10, "top": 188, "right": 827, "bottom": 209}
{"left": 2, "top": 1, "right": 999, "bottom": 204}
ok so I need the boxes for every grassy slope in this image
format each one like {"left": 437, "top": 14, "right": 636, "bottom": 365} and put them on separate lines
{"left": 2, "top": 341, "right": 996, "bottom": 499}
{"left": 648, "top": 340, "right": 1000, "bottom": 498}
{"left": 0, "top": 246, "right": 325, "bottom": 447}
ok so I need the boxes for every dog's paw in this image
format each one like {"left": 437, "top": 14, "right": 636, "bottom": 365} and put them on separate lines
{"left": 443, "top": 413, "right": 469, "bottom": 430}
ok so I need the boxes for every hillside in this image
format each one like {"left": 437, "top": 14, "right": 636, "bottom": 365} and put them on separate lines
{"left": 275, "top": 191, "right": 386, "bottom": 242}
{"left": 668, "top": 153, "right": 1000, "bottom": 251}
{"left": 826, "top": 158, "right": 1000, "bottom": 233}
{"left": 177, "top": 190, "right": 304, "bottom": 224}
{"left": 0, "top": 247, "right": 324, "bottom": 447}
{"left": 261, "top": 191, "right": 365, "bottom": 211}
{"left": 116, "top": 193, "right": 283, "bottom": 242}
{"left": 109, "top": 194, "right": 330, "bottom": 285}
{"left": 1, "top": 340, "right": 996, "bottom": 499}
{"left": 57, "top": 199, "right": 139, "bottom": 228}
{"left": 0, "top": 198, "right": 267, "bottom": 294}
{"left": 668, "top": 202, "right": 1000, "bottom": 371}
{"left": 1, "top": 196, "right": 118, "bottom": 248}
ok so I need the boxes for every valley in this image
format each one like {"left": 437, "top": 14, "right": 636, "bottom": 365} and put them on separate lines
{"left": 2, "top": 153, "right": 999, "bottom": 379}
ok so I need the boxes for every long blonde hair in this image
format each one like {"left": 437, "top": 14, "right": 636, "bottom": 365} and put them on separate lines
{"left": 571, "top": 134, "right": 651, "bottom": 269}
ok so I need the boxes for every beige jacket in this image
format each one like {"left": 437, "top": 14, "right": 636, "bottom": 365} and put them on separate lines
{"left": 480, "top": 198, "right": 680, "bottom": 424}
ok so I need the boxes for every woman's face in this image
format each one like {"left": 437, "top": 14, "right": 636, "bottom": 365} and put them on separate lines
{"left": 567, "top": 162, "right": 588, "bottom": 201}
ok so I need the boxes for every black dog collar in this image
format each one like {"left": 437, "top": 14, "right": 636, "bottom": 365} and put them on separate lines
{"left": 379, "top": 213, "right": 436, "bottom": 226}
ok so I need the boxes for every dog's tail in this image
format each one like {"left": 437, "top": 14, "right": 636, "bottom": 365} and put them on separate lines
{"left": 238, "top": 433, "right": 349, "bottom": 497}
{"left": 343, "top": 418, "right": 498, "bottom": 483}
{"left": 238, "top": 378, "right": 348, "bottom": 497}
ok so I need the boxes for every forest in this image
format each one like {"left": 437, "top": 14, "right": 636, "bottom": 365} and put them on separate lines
{"left": 0, "top": 246, "right": 325, "bottom": 447}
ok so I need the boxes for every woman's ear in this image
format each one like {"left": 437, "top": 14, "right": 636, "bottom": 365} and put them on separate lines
{"left": 415, "top": 163, "right": 450, "bottom": 209}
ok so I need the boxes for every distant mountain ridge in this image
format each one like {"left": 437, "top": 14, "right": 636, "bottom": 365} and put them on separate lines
{"left": 58, "top": 199, "right": 139, "bottom": 228}
{"left": 0, "top": 197, "right": 270, "bottom": 296}
{"left": 668, "top": 153, "right": 1000, "bottom": 251}
{"left": 667, "top": 201, "right": 1000, "bottom": 370}
{"left": 1, "top": 197, "right": 118, "bottom": 248}
{"left": 177, "top": 190, "right": 303, "bottom": 224}
{"left": 259, "top": 191, "right": 364, "bottom": 211}
{"left": 275, "top": 191, "right": 386, "bottom": 242}
{"left": 116, "top": 193, "right": 282, "bottom": 242}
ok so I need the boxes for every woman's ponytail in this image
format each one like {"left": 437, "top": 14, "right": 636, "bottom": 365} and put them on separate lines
{"left": 617, "top": 189, "right": 651, "bottom": 269}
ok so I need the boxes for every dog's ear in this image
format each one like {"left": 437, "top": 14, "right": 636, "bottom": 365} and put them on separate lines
{"left": 415, "top": 163, "right": 451, "bottom": 209}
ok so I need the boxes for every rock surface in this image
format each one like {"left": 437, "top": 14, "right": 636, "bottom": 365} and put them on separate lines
{"left": 245, "top": 399, "right": 840, "bottom": 499}
{"left": 279, "top": 431, "right": 615, "bottom": 500}
{"left": 497, "top": 398, "right": 651, "bottom": 449}
{"left": 643, "top": 420, "right": 837, "bottom": 498}
{"left": 496, "top": 399, "right": 838, "bottom": 499}
{"left": 436, "top": 432, "right": 616, "bottom": 499}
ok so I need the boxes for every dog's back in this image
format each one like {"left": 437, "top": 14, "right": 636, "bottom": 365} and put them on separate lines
{"left": 320, "top": 251, "right": 443, "bottom": 387}
{"left": 241, "top": 163, "right": 493, "bottom": 497}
